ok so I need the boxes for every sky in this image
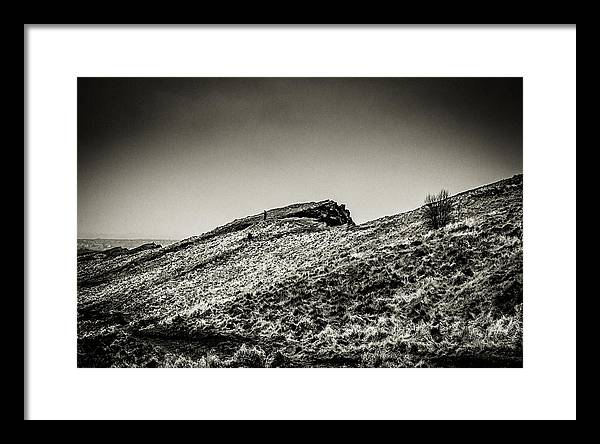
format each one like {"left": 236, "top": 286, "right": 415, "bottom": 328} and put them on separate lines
{"left": 78, "top": 77, "right": 522, "bottom": 239}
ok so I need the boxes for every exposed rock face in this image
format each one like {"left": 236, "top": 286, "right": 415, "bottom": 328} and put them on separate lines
{"left": 208, "top": 199, "right": 354, "bottom": 238}
{"left": 281, "top": 200, "right": 354, "bottom": 227}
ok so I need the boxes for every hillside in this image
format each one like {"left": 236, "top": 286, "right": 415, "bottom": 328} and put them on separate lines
{"left": 78, "top": 174, "right": 523, "bottom": 368}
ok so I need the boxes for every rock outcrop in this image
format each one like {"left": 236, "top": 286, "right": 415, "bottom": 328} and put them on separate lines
{"left": 281, "top": 200, "right": 354, "bottom": 227}
{"left": 207, "top": 199, "right": 354, "bottom": 238}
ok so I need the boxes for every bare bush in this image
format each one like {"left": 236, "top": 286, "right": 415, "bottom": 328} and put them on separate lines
{"left": 423, "top": 189, "right": 454, "bottom": 229}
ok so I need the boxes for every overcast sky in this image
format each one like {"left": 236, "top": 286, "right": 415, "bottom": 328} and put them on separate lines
{"left": 78, "top": 77, "right": 522, "bottom": 239}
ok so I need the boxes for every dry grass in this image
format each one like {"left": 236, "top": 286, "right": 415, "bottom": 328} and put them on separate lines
{"left": 78, "top": 174, "right": 523, "bottom": 368}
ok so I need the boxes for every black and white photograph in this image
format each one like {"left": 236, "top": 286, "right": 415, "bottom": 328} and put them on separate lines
{"left": 25, "top": 25, "right": 576, "bottom": 420}
{"left": 77, "top": 77, "right": 523, "bottom": 368}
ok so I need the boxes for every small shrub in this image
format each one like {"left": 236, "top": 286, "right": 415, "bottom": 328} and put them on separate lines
{"left": 230, "top": 344, "right": 267, "bottom": 368}
{"left": 361, "top": 349, "right": 389, "bottom": 367}
{"left": 423, "top": 189, "right": 454, "bottom": 230}
{"left": 452, "top": 271, "right": 468, "bottom": 286}
{"left": 268, "top": 350, "right": 290, "bottom": 368}
{"left": 204, "top": 351, "right": 223, "bottom": 368}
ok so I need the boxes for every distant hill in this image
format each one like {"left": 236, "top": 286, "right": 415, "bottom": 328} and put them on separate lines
{"left": 78, "top": 174, "right": 523, "bottom": 368}
{"left": 77, "top": 238, "right": 178, "bottom": 252}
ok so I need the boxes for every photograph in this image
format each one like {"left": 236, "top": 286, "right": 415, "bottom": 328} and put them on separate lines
{"left": 77, "top": 77, "right": 524, "bottom": 368}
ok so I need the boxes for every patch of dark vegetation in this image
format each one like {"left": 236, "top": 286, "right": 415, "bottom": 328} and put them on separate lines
{"left": 493, "top": 278, "right": 523, "bottom": 316}
{"left": 133, "top": 325, "right": 250, "bottom": 345}
{"left": 78, "top": 302, "right": 130, "bottom": 325}
{"left": 268, "top": 350, "right": 291, "bottom": 368}
{"left": 428, "top": 351, "right": 523, "bottom": 368}
{"left": 78, "top": 333, "right": 120, "bottom": 367}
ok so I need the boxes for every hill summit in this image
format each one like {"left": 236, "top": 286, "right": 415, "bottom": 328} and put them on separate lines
{"left": 78, "top": 174, "right": 523, "bottom": 368}
{"left": 207, "top": 199, "right": 354, "bottom": 239}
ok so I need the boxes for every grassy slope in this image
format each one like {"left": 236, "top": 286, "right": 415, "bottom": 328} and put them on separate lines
{"left": 78, "top": 174, "right": 523, "bottom": 368}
